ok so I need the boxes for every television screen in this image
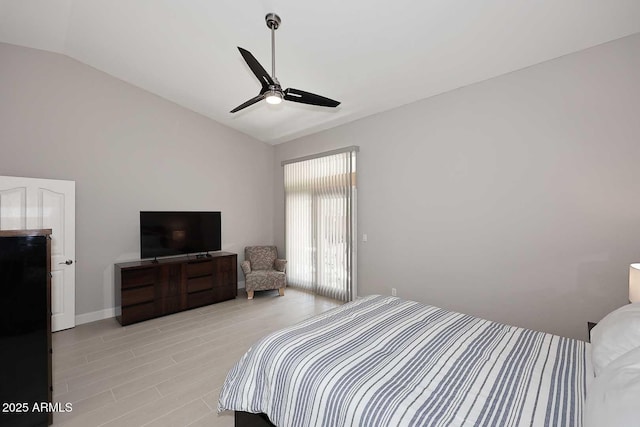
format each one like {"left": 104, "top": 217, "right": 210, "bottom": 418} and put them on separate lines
{"left": 140, "top": 211, "right": 221, "bottom": 259}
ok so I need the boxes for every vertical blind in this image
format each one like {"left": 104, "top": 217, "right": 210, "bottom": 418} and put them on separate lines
{"left": 283, "top": 147, "right": 357, "bottom": 302}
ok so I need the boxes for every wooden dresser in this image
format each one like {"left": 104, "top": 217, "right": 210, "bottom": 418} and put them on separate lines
{"left": 115, "top": 252, "right": 237, "bottom": 325}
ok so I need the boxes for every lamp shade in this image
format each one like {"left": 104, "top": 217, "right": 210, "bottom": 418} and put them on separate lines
{"left": 630, "top": 264, "right": 640, "bottom": 303}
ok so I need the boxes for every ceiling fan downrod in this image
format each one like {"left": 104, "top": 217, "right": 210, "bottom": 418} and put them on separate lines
{"left": 265, "top": 13, "right": 281, "bottom": 81}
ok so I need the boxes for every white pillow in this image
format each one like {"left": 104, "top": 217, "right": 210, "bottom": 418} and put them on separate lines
{"left": 585, "top": 346, "right": 640, "bottom": 427}
{"left": 591, "top": 303, "right": 640, "bottom": 376}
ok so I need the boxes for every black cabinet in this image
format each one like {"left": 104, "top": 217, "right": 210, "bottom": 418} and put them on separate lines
{"left": 0, "top": 229, "right": 52, "bottom": 426}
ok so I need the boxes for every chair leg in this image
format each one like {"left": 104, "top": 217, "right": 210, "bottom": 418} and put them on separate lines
{"left": 278, "top": 288, "right": 284, "bottom": 297}
{"left": 247, "top": 290, "right": 254, "bottom": 300}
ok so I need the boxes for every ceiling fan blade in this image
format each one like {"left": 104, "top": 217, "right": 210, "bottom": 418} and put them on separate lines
{"left": 284, "top": 88, "right": 340, "bottom": 108}
{"left": 237, "top": 47, "right": 275, "bottom": 89}
{"left": 230, "top": 94, "right": 265, "bottom": 113}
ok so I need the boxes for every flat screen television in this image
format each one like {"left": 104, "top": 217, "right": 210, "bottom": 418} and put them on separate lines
{"left": 140, "top": 211, "right": 221, "bottom": 259}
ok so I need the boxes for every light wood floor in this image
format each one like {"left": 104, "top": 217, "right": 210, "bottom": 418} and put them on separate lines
{"left": 51, "top": 288, "right": 342, "bottom": 427}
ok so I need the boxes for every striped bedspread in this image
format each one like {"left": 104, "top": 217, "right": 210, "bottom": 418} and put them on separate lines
{"left": 218, "top": 295, "right": 591, "bottom": 427}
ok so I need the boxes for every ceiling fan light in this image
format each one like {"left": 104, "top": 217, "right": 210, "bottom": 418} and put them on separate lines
{"left": 265, "top": 90, "right": 283, "bottom": 105}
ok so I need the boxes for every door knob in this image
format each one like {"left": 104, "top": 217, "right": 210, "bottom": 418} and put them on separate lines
{"left": 59, "top": 260, "right": 73, "bottom": 265}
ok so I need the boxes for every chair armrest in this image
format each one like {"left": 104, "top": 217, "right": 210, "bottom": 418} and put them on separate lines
{"left": 241, "top": 260, "right": 251, "bottom": 275}
{"left": 274, "top": 259, "right": 287, "bottom": 272}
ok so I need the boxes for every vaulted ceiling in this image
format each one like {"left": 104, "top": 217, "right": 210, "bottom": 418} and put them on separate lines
{"left": 2, "top": 1, "right": 640, "bottom": 144}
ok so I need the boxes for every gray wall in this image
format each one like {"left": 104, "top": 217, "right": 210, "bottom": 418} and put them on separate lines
{"left": 3, "top": 33, "right": 640, "bottom": 339}
{"left": 0, "top": 42, "right": 275, "bottom": 318}
{"left": 274, "top": 34, "right": 640, "bottom": 340}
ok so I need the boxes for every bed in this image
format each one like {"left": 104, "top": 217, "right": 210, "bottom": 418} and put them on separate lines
{"left": 218, "top": 295, "right": 592, "bottom": 427}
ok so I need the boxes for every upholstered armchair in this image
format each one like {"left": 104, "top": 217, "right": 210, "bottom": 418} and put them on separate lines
{"left": 241, "top": 246, "right": 287, "bottom": 300}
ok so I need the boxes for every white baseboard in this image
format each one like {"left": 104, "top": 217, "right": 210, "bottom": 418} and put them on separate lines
{"left": 75, "top": 308, "right": 116, "bottom": 325}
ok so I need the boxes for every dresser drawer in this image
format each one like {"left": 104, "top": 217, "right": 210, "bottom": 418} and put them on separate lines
{"left": 122, "top": 285, "right": 155, "bottom": 306}
{"left": 121, "top": 302, "right": 155, "bottom": 324}
{"left": 187, "top": 290, "right": 214, "bottom": 309}
{"left": 187, "top": 276, "right": 212, "bottom": 293}
{"left": 121, "top": 268, "right": 156, "bottom": 289}
{"left": 186, "top": 261, "right": 212, "bottom": 278}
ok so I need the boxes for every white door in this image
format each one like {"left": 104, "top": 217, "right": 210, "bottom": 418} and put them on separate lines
{"left": 0, "top": 176, "right": 76, "bottom": 331}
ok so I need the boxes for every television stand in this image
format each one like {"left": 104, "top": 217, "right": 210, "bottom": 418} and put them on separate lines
{"left": 195, "top": 253, "right": 207, "bottom": 259}
{"left": 151, "top": 257, "right": 159, "bottom": 264}
{"left": 115, "top": 252, "right": 238, "bottom": 325}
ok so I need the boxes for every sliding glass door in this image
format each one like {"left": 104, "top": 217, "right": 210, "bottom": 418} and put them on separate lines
{"left": 283, "top": 147, "right": 358, "bottom": 301}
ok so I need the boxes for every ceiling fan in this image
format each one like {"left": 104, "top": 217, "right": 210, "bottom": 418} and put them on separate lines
{"left": 230, "top": 13, "right": 341, "bottom": 113}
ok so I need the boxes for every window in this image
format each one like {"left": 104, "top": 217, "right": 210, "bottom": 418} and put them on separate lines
{"left": 283, "top": 147, "right": 358, "bottom": 301}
